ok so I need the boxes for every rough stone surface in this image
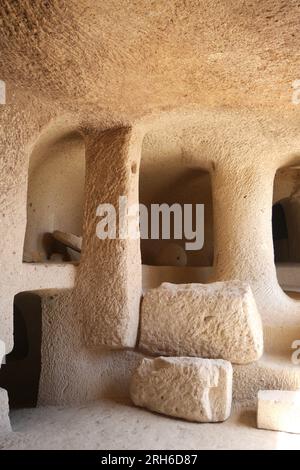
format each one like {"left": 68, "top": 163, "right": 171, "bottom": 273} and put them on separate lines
{"left": 139, "top": 282, "right": 263, "bottom": 364}
{"left": 130, "top": 356, "right": 232, "bottom": 423}
{"left": 2, "top": 1, "right": 300, "bottom": 424}
{"left": 0, "top": 388, "right": 11, "bottom": 433}
{"left": 37, "top": 291, "right": 145, "bottom": 406}
{"left": 233, "top": 354, "right": 300, "bottom": 407}
{"left": 52, "top": 230, "right": 82, "bottom": 253}
{"left": 257, "top": 390, "right": 300, "bottom": 434}
{"left": 1, "top": 103, "right": 300, "bottom": 417}
{"left": 73, "top": 127, "right": 143, "bottom": 349}
{"left": 1, "top": 1, "right": 300, "bottom": 113}
{"left": 34, "top": 287, "right": 300, "bottom": 409}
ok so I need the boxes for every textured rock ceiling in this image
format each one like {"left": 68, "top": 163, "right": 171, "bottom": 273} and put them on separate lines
{"left": 0, "top": 0, "right": 300, "bottom": 115}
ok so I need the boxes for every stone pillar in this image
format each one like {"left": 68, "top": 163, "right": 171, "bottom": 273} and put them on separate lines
{"left": 212, "top": 164, "right": 281, "bottom": 307}
{"left": 75, "top": 126, "right": 142, "bottom": 349}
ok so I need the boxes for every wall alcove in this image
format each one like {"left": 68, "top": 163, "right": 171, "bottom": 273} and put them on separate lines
{"left": 23, "top": 131, "right": 86, "bottom": 264}
{"left": 273, "top": 166, "right": 300, "bottom": 296}
{"left": 139, "top": 131, "right": 214, "bottom": 288}
{"left": 0, "top": 293, "right": 42, "bottom": 408}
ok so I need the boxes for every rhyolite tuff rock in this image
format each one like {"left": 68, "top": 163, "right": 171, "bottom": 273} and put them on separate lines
{"left": 257, "top": 390, "right": 300, "bottom": 434}
{"left": 139, "top": 281, "right": 263, "bottom": 364}
{"left": 130, "top": 356, "right": 233, "bottom": 422}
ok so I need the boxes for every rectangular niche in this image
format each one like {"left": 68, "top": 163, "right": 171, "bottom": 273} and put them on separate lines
{"left": 139, "top": 133, "right": 214, "bottom": 288}
{"left": 273, "top": 166, "right": 300, "bottom": 297}
{"left": 23, "top": 130, "right": 85, "bottom": 264}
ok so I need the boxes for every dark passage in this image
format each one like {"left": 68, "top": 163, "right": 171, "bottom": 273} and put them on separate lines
{"left": 0, "top": 293, "right": 42, "bottom": 408}
{"left": 272, "top": 202, "right": 289, "bottom": 262}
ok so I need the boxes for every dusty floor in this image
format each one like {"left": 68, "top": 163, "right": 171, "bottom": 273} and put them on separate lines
{"left": 1, "top": 399, "right": 300, "bottom": 450}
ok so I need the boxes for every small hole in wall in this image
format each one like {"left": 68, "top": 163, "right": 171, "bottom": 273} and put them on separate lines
{"left": 131, "top": 162, "right": 137, "bottom": 174}
{"left": 204, "top": 315, "right": 214, "bottom": 322}
{"left": 0, "top": 293, "right": 42, "bottom": 408}
{"left": 273, "top": 166, "right": 300, "bottom": 299}
{"left": 22, "top": 130, "right": 85, "bottom": 264}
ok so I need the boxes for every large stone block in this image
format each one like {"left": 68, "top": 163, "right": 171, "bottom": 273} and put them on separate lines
{"left": 130, "top": 356, "right": 232, "bottom": 422}
{"left": 139, "top": 281, "right": 263, "bottom": 364}
{"left": 257, "top": 390, "right": 300, "bottom": 434}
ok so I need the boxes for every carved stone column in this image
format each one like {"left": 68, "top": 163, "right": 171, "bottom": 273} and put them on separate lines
{"left": 75, "top": 126, "right": 143, "bottom": 349}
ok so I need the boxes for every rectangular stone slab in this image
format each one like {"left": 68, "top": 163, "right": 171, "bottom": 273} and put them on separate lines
{"left": 130, "top": 356, "right": 232, "bottom": 422}
{"left": 139, "top": 281, "right": 263, "bottom": 364}
{"left": 257, "top": 390, "right": 300, "bottom": 434}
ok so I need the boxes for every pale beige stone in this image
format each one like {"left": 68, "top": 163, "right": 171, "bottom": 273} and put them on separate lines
{"left": 139, "top": 281, "right": 263, "bottom": 364}
{"left": 257, "top": 390, "right": 300, "bottom": 434}
{"left": 130, "top": 356, "right": 232, "bottom": 422}
{"left": 73, "top": 128, "right": 142, "bottom": 349}
{"left": 2, "top": 1, "right": 300, "bottom": 427}
{"left": 0, "top": 388, "right": 11, "bottom": 433}
{"left": 52, "top": 230, "right": 82, "bottom": 253}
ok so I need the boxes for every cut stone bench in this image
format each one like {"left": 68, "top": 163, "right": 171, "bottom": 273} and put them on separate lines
{"left": 139, "top": 281, "right": 263, "bottom": 364}
{"left": 257, "top": 390, "right": 300, "bottom": 434}
{"left": 130, "top": 356, "right": 232, "bottom": 422}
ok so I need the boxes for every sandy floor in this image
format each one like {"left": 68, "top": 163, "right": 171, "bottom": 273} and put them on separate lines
{"left": 1, "top": 399, "right": 300, "bottom": 450}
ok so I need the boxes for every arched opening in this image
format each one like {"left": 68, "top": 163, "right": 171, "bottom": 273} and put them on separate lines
{"left": 273, "top": 166, "right": 300, "bottom": 296}
{"left": 23, "top": 131, "right": 85, "bottom": 264}
{"left": 139, "top": 131, "right": 214, "bottom": 287}
{"left": 0, "top": 293, "right": 42, "bottom": 408}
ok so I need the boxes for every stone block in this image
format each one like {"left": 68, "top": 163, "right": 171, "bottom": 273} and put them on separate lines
{"left": 130, "top": 356, "right": 232, "bottom": 422}
{"left": 52, "top": 230, "right": 82, "bottom": 252}
{"left": 139, "top": 281, "right": 263, "bottom": 364}
{"left": 257, "top": 390, "right": 300, "bottom": 434}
